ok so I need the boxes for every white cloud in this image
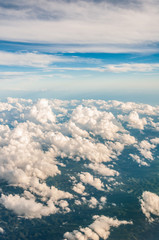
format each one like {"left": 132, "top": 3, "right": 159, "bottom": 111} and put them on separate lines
{"left": 64, "top": 215, "right": 133, "bottom": 240}
{"left": 86, "top": 163, "right": 119, "bottom": 177}
{"left": 140, "top": 191, "right": 159, "bottom": 222}
{"left": 71, "top": 105, "right": 120, "bottom": 140}
{"left": 118, "top": 111, "right": 147, "bottom": 129}
{"left": 130, "top": 154, "right": 149, "bottom": 166}
{"left": 88, "top": 197, "right": 99, "bottom": 209}
{"left": 72, "top": 182, "right": 86, "bottom": 195}
{"left": 45, "top": 132, "right": 112, "bottom": 163}
{"left": 0, "top": 97, "right": 158, "bottom": 222}
{"left": 118, "top": 133, "right": 136, "bottom": 145}
{"left": 39, "top": 63, "right": 159, "bottom": 73}
{"left": 0, "top": 194, "right": 58, "bottom": 219}
{"left": 105, "top": 63, "right": 159, "bottom": 73}
{"left": 29, "top": 99, "right": 56, "bottom": 124}
{"left": 150, "top": 138, "right": 159, "bottom": 145}
{"left": 139, "top": 140, "right": 155, "bottom": 150}
{"left": 0, "top": 0, "right": 159, "bottom": 53}
{"left": 136, "top": 140, "right": 155, "bottom": 160}
{"left": 139, "top": 149, "right": 153, "bottom": 160}
{"left": 0, "top": 51, "right": 73, "bottom": 68}
{"left": 79, "top": 172, "right": 105, "bottom": 191}
{"left": 111, "top": 101, "right": 159, "bottom": 116}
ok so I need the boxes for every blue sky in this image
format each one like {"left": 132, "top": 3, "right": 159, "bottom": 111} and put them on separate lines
{"left": 0, "top": 0, "right": 159, "bottom": 103}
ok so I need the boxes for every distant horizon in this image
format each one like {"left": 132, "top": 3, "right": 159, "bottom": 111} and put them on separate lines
{"left": 0, "top": 89, "right": 158, "bottom": 106}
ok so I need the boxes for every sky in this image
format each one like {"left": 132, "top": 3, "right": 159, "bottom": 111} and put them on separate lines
{"left": 0, "top": 0, "right": 159, "bottom": 103}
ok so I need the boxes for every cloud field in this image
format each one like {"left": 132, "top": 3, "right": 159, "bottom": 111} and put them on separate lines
{"left": 0, "top": 97, "right": 159, "bottom": 239}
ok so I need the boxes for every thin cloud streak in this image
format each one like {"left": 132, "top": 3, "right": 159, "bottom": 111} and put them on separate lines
{"left": 0, "top": 51, "right": 74, "bottom": 68}
{"left": 50, "top": 63, "right": 159, "bottom": 73}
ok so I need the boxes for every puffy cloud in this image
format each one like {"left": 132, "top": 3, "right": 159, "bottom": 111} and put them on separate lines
{"left": 0, "top": 101, "right": 14, "bottom": 112}
{"left": 0, "top": 97, "right": 158, "bottom": 222}
{"left": 114, "top": 101, "right": 159, "bottom": 116}
{"left": 150, "top": 138, "right": 159, "bottom": 145}
{"left": 63, "top": 121, "right": 89, "bottom": 138}
{"left": 139, "top": 140, "right": 155, "bottom": 150}
{"left": 149, "top": 120, "right": 159, "bottom": 131}
{"left": 86, "top": 163, "right": 119, "bottom": 177}
{"left": 29, "top": 99, "right": 56, "bottom": 124}
{"left": 140, "top": 191, "right": 159, "bottom": 222}
{"left": 129, "top": 154, "right": 149, "bottom": 166}
{"left": 71, "top": 105, "right": 120, "bottom": 140}
{"left": 136, "top": 140, "right": 155, "bottom": 161}
{"left": 100, "top": 196, "right": 107, "bottom": 205}
{"left": 119, "top": 133, "right": 136, "bottom": 145}
{"left": 0, "top": 122, "right": 60, "bottom": 187}
{"left": 72, "top": 182, "right": 86, "bottom": 195}
{"left": 118, "top": 111, "right": 147, "bottom": 129}
{"left": 88, "top": 197, "right": 98, "bottom": 208}
{"left": 58, "top": 200, "right": 70, "bottom": 213}
{"left": 64, "top": 215, "right": 133, "bottom": 240}
{"left": 0, "top": 194, "right": 57, "bottom": 219}
{"left": 46, "top": 132, "right": 112, "bottom": 163}
{"left": 79, "top": 172, "right": 105, "bottom": 191}
{"left": 139, "top": 149, "right": 153, "bottom": 160}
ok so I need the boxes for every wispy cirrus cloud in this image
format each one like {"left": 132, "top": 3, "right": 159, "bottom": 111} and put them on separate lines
{"left": 0, "top": 51, "right": 75, "bottom": 68}
{"left": 50, "top": 63, "right": 159, "bottom": 73}
{"left": 104, "top": 63, "right": 159, "bottom": 73}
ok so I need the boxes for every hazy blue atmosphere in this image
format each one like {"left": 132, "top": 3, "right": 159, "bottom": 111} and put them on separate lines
{"left": 0, "top": 0, "right": 159, "bottom": 239}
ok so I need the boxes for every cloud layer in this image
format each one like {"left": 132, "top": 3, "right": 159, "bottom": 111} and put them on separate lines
{"left": 0, "top": 97, "right": 158, "bottom": 238}
{"left": 0, "top": 0, "right": 159, "bottom": 53}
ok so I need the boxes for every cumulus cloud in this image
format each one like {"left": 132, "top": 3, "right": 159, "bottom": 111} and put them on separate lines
{"left": 140, "top": 191, "right": 159, "bottom": 222}
{"left": 0, "top": 97, "right": 158, "bottom": 221}
{"left": 136, "top": 140, "right": 155, "bottom": 160}
{"left": 79, "top": 172, "right": 105, "bottom": 191}
{"left": 150, "top": 138, "right": 159, "bottom": 145}
{"left": 64, "top": 215, "right": 132, "bottom": 240}
{"left": 29, "top": 99, "right": 56, "bottom": 124}
{"left": 118, "top": 111, "right": 147, "bottom": 129}
{"left": 111, "top": 100, "right": 159, "bottom": 116}
{"left": 88, "top": 197, "right": 99, "bottom": 209}
{"left": 72, "top": 182, "right": 86, "bottom": 195}
{"left": 130, "top": 154, "right": 149, "bottom": 166}
{"left": 0, "top": 194, "right": 58, "bottom": 219}
{"left": 71, "top": 105, "right": 120, "bottom": 140}
{"left": 86, "top": 163, "right": 119, "bottom": 177}
{"left": 45, "top": 132, "right": 112, "bottom": 163}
